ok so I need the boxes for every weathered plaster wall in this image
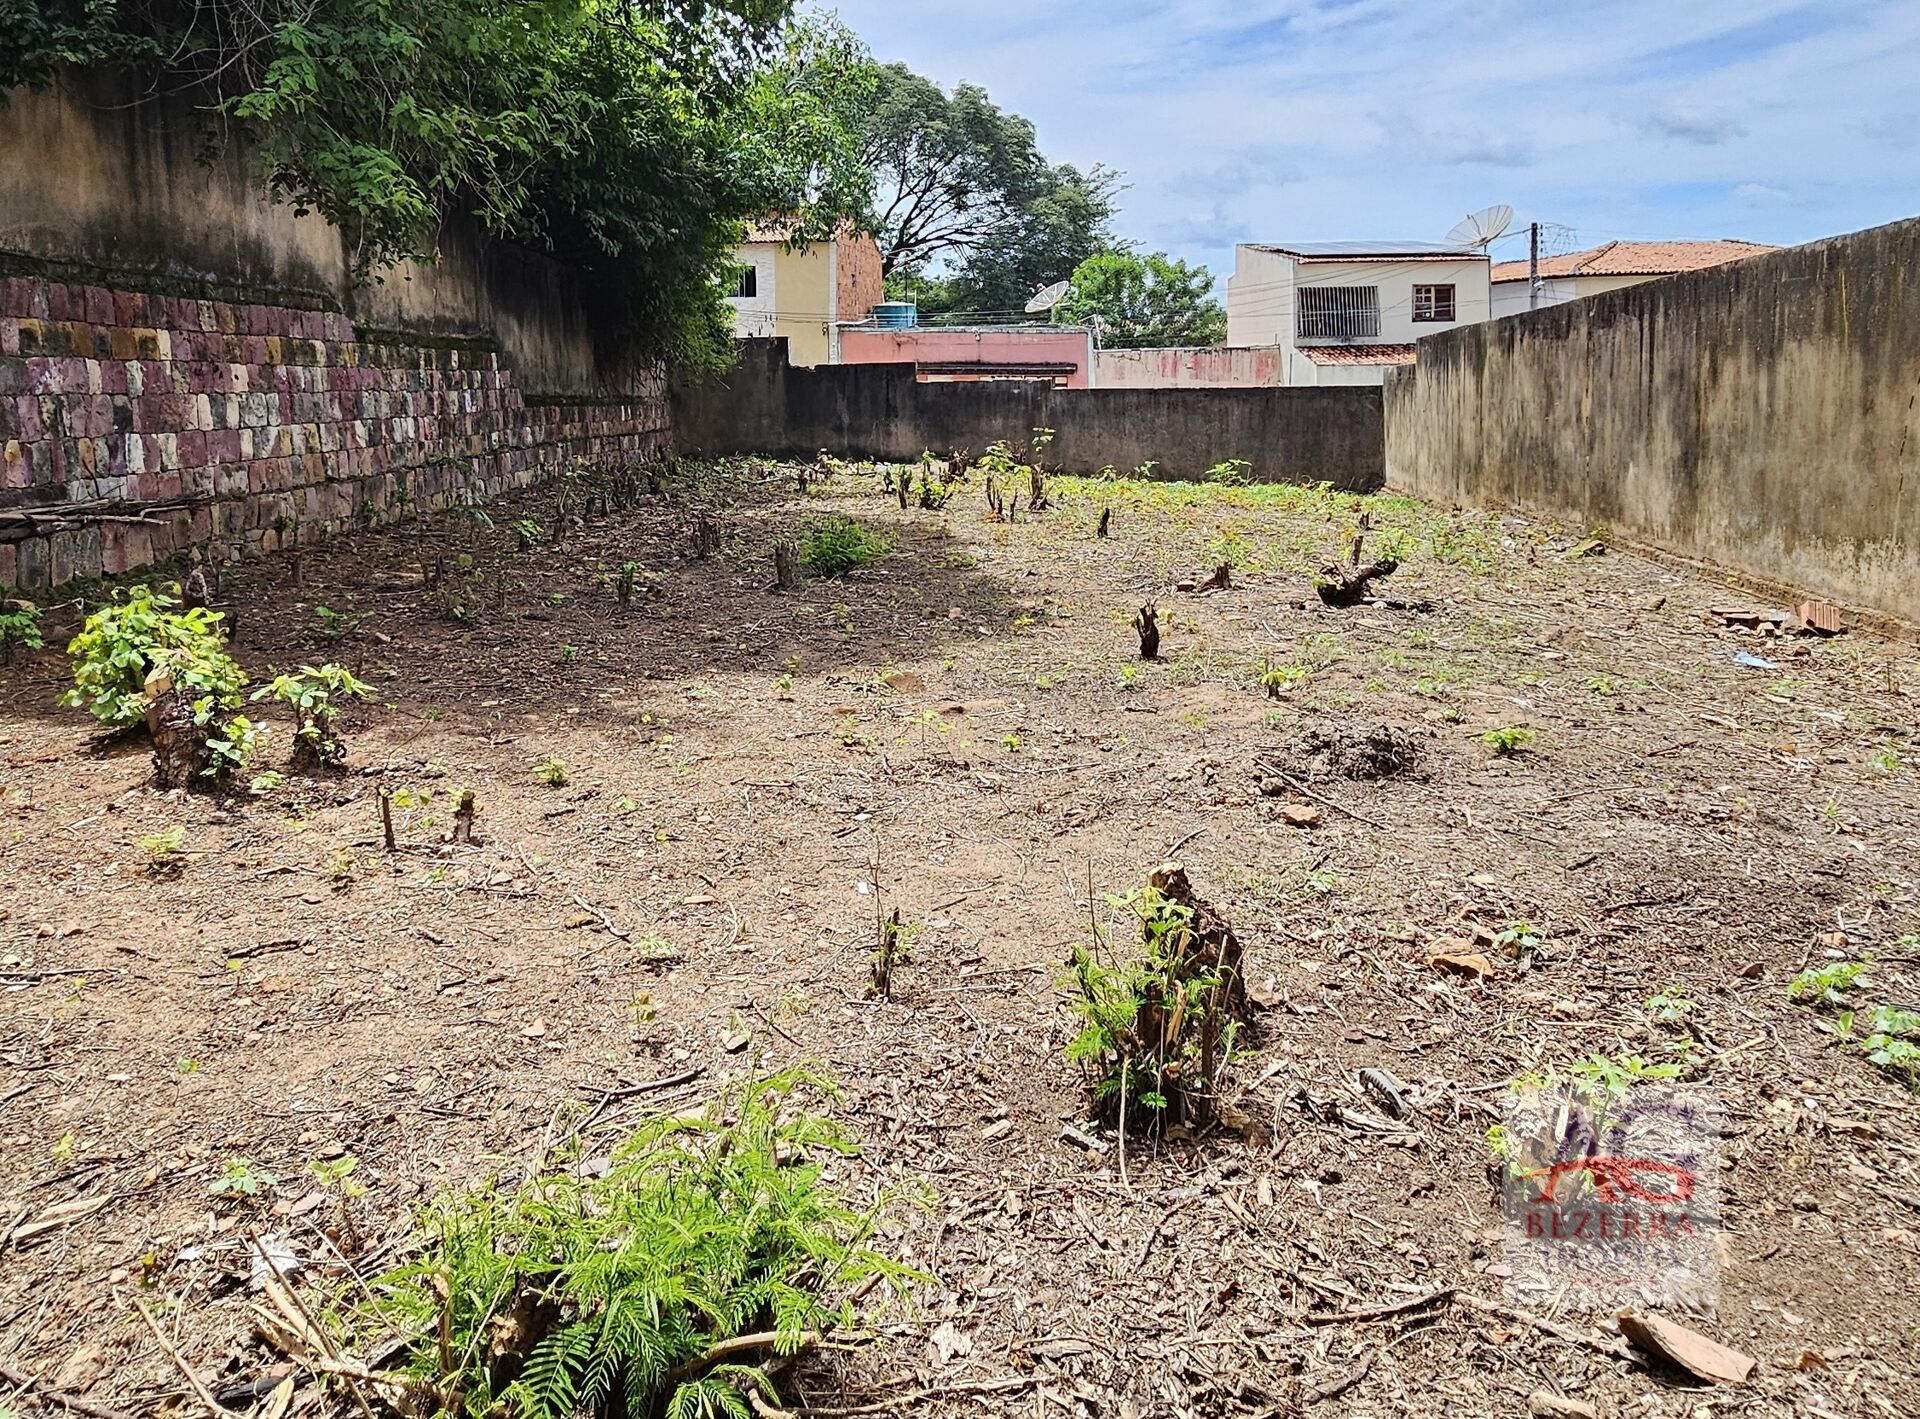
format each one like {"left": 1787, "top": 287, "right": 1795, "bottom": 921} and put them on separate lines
{"left": 839, "top": 327, "right": 1096, "bottom": 389}
{"left": 0, "top": 78, "right": 667, "bottom": 589}
{"left": 1384, "top": 217, "right": 1920, "bottom": 622}
{"left": 1095, "top": 346, "right": 1285, "bottom": 389}
{"left": 675, "top": 339, "right": 1382, "bottom": 488}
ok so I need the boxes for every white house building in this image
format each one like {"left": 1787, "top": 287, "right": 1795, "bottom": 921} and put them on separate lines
{"left": 1224, "top": 242, "right": 1492, "bottom": 386}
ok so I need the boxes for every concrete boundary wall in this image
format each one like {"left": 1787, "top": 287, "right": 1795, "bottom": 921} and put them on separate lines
{"left": 1384, "top": 217, "right": 1920, "bottom": 622}
{"left": 673, "top": 340, "right": 1383, "bottom": 489}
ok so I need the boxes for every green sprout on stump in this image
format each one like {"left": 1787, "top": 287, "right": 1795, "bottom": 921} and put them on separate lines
{"left": 254, "top": 664, "right": 373, "bottom": 774}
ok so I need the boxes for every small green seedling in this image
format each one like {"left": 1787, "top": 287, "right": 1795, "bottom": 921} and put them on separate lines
{"left": 1859, "top": 1007, "right": 1920, "bottom": 1086}
{"left": 309, "top": 605, "right": 372, "bottom": 642}
{"left": 535, "top": 754, "right": 569, "bottom": 787}
{"left": 137, "top": 825, "right": 187, "bottom": 874}
{"left": 1258, "top": 660, "right": 1306, "bottom": 698}
{"left": 253, "top": 664, "right": 373, "bottom": 772}
{"left": 1645, "top": 984, "right": 1696, "bottom": 1024}
{"left": 1788, "top": 958, "right": 1871, "bottom": 1007}
{"left": 209, "top": 1157, "right": 277, "bottom": 1201}
{"left": 1567, "top": 1051, "right": 1681, "bottom": 1099}
{"left": 0, "top": 599, "right": 43, "bottom": 664}
{"left": 1480, "top": 725, "right": 1536, "bottom": 757}
{"left": 1493, "top": 918, "right": 1543, "bottom": 958}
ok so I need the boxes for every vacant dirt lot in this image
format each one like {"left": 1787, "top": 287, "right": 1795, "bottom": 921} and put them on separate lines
{"left": 4, "top": 459, "right": 1919, "bottom": 1419}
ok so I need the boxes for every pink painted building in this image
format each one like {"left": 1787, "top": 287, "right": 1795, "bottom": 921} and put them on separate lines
{"left": 1094, "top": 345, "right": 1286, "bottom": 388}
{"left": 837, "top": 324, "right": 1095, "bottom": 389}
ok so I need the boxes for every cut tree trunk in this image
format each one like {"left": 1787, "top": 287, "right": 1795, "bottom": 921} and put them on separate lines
{"left": 1134, "top": 605, "right": 1160, "bottom": 660}
{"left": 143, "top": 671, "right": 212, "bottom": 792}
{"left": 773, "top": 541, "right": 799, "bottom": 592}
{"left": 1315, "top": 559, "right": 1398, "bottom": 608}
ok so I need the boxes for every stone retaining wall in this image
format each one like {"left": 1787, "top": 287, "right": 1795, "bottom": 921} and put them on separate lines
{"left": 0, "top": 271, "right": 665, "bottom": 589}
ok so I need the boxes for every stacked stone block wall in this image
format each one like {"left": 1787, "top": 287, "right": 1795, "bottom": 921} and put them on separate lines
{"left": 0, "top": 271, "right": 666, "bottom": 590}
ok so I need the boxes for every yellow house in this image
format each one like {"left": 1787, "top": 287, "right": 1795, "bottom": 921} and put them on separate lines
{"left": 726, "top": 219, "right": 884, "bottom": 366}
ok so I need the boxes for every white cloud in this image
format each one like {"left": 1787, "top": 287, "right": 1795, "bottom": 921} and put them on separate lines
{"left": 819, "top": 0, "right": 1920, "bottom": 271}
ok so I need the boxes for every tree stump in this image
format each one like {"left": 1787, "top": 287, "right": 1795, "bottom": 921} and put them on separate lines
{"left": 1136, "top": 861, "right": 1248, "bottom": 1125}
{"left": 1314, "top": 558, "right": 1397, "bottom": 607}
{"left": 1096, "top": 508, "right": 1111, "bottom": 539}
{"left": 452, "top": 790, "right": 479, "bottom": 845}
{"left": 692, "top": 517, "right": 721, "bottom": 560}
{"left": 1133, "top": 604, "right": 1160, "bottom": 660}
{"left": 773, "top": 540, "right": 799, "bottom": 592}
{"left": 143, "top": 668, "right": 212, "bottom": 791}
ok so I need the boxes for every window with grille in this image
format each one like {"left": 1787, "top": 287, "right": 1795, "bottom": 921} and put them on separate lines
{"left": 1413, "top": 283, "right": 1456, "bottom": 322}
{"left": 1296, "top": 286, "right": 1380, "bottom": 340}
{"left": 732, "top": 266, "right": 758, "bottom": 299}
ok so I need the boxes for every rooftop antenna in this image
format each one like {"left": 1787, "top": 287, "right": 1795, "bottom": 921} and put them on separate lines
{"left": 1444, "top": 204, "right": 1514, "bottom": 252}
{"left": 1025, "top": 279, "right": 1072, "bottom": 318}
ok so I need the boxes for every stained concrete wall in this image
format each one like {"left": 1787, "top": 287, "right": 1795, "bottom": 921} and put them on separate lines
{"left": 1095, "top": 346, "right": 1285, "bottom": 389}
{"left": 675, "top": 339, "right": 1382, "bottom": 489}
{"left": 1384, "top": 217, "right": 1920, "bottom": 622}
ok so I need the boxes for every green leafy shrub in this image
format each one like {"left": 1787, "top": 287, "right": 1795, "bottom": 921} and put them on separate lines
{"left": 64, "top": 585, "right": 236, "bottom": 728}
{"left": 802, "top": 516, "right": 890, "bottom": 578}
{"left": 0, "top": 598, "right": 43, "bottom": 664}
{"left": 1063, "top": 871, "right": 1244, "bottom": 1128}
{"left": 362, "top": 1071, "right": 921, "bottom": 1419}
{"left": 254, "top": 664, "right": 374, "bottom": 770}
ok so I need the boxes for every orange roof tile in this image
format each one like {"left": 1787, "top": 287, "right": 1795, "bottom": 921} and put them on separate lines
{"left": 1299, "top": 343, "right": 1418, "bottom": 367}
{"left": 1491, "top": 239, "right": 1778, "bottom": 283}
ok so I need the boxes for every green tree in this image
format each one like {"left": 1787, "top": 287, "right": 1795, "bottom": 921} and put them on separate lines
{"left": 1058, "top": 249, "right": 1226, "bottom": 347}
{"left": 940, "top": 164, "right": 1121, "bottom": 318}
{"left": 0, "top": 0, "right": 872, "bottom": 368}
{"left": 857, "top": 63, "right": 1049, "bottom": 278}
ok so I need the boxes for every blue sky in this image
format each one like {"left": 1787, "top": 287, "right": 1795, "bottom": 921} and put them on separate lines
{"left": 816, "top": 0, "right": 1920, "bottom": 282}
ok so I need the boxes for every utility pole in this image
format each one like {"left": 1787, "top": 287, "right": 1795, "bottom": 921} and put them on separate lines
{"left": 1528, "top": 221, "right": 1541, "bottom": 311}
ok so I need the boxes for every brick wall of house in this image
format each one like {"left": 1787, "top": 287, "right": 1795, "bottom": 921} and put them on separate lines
{"left": 0, "top": 272, "right": 667, "bottom": 590}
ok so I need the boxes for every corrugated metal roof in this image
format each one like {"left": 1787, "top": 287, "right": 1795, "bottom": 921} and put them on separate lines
{"left": 1248, "top": 241, "right": 1482, "bottom": 262}
{"left": 1298, "top": 343, "right": 1419, "bottom": 366}
{"left": 1491, "top": 238, "right": 1778, "bottom": 283}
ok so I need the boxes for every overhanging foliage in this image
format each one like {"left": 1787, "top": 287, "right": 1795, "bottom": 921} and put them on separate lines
{"left": 0, "top": 0, "right": 874, "bottom": 368}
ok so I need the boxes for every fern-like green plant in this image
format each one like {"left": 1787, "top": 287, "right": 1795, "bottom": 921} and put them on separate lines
{"left": 361, "top": 1070, "right": 923, "bottom": 1419}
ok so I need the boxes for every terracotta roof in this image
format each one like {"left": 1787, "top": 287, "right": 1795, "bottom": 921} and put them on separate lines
{"left": 1298, "top": 343, "right": 1418, "bottom": 367}
{"left": 743, "top": 216, "right": 875, "bottom": 245}
{"left": 1490, "top": 239, "right": 1778, "bottom": 283}
{"left": 745, "top": 217, "right": 802, "bottom": 243}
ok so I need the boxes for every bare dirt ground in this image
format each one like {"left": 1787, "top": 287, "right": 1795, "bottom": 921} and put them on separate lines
{"left": 5, "top": 458, "right": 1920, "bottom": 1419}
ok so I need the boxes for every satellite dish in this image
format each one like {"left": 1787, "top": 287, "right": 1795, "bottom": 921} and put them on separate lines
{"left": 1444, "top": 204, "right": 1514, "bottom": 251}
{"left": 1025, "top": 279, "right": 1072, "bottom": 315}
